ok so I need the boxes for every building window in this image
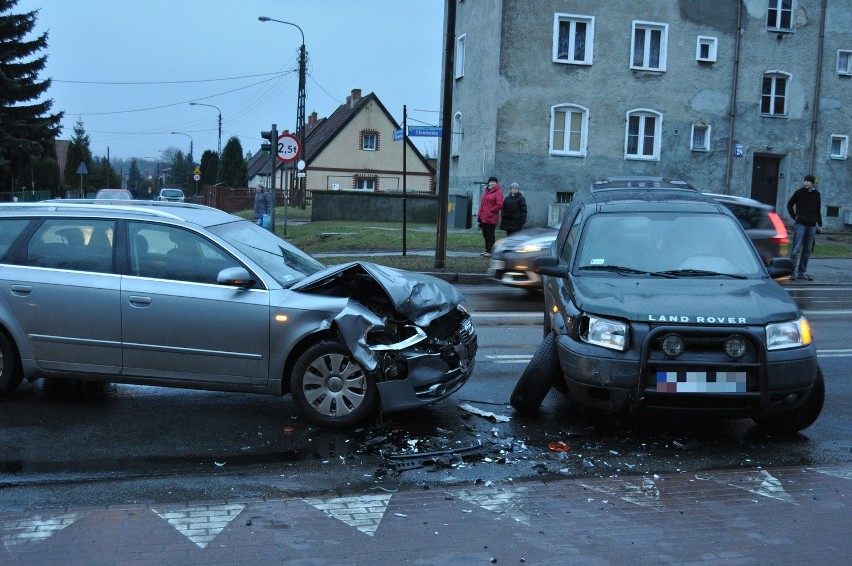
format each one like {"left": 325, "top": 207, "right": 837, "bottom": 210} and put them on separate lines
{"left": 838, "top": 50, "right": 852, "bottom": 76}
{"left": 830, "top": 135, "right": 849, "bottom": 160}
{"left": 451, "top": 112, "right": 462, "bottom": 157}
{"left": 625, "top": 109, "right": 662, "bottom": 161}
{"left": 691, "top": 121, "right": 711, "bottom": 151}
{"left": 631, "top": 21, "right": 668, "bottom": 71}
{"left": 767, "top": 0, "right": 794, "bottom": 32}
{"left": 353, "top": 176, "right": 377, "bottom": 191}
{"left": 455, "top": 34, "right": 465, "bottom": 79}
{"left": 550, "top": 104, "right": 588, "bottom": 157}
{"left": 761, "top": 72, "right": 789, "bottom": 116}
{"left": 360, "top": 130, "right": 379, "bottom": 151}
{"left": 553, "top": 14, "right": 594, "bottom": 65}
{"left": 696, "top": 36, "right": 717, "bottom": 63}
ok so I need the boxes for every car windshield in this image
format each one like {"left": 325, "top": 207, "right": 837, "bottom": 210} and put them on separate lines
{"left": 160, "top": 189, "right": 183, "bottom": 198}
{"left": 208, "top": 220, "right": 325, "bottom": 287}
{"left": 575, "top": 212, "right": 764, "bottom": 277}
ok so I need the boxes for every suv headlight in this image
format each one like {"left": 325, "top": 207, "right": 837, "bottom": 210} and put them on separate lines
{"left": 766, "top": 317, "right": 812, "bottom": 350}
{"left": 581, "top": 315, "right": 628, "bottom": 351}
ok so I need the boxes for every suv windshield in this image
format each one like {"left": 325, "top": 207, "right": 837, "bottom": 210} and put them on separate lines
{"left": 208, "top": 220, "right": 325, "bottom": 286}
{"left": 575, "top": 212, "right": 764, "bottom": 277}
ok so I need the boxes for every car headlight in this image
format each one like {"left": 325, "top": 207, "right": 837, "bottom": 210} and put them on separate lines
{"left": 581, "top": 315, "right": 628, "bottom": 351}
{"left": 516, "top": 243, "right": 543, "bottom": 253}
{"left": 766, "top": 317, "right": 812, "bottom": 350}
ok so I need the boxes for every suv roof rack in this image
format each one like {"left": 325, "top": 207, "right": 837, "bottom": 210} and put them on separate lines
{"left": 592, "top": 177, "right": 695, "bottom": 190}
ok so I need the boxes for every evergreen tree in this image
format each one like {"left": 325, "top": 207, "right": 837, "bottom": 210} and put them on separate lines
{"left": 220, "top": 136, "right": 247, "bottom": 188}
{"left": 0, "top": 0, "right": 63, "bottom": 190}
{"left": 63, "top": 120, "right": 93, "bottom": 192}
{"left": 199, "top": 149, "right": 218, "bottom": 186}
{"left": 128, "top": 159, "right": 140, "bottom": 191}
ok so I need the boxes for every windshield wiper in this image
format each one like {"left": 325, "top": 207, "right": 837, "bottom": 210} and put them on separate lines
{"left": 580, "top": 264, "right": 679, "bottom": 278}
{"left": 658, "top": 269, "right": 747, "bottom": 279}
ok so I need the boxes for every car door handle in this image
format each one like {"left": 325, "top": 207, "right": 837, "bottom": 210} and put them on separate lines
{"left": 10, "top": 285, "right": 32, "bottom": 296}
{"left": 128, "top": 295, "right": 152, "bottom": 307}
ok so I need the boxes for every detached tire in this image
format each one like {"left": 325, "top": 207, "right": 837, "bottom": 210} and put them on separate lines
{"left": 510, "top": 331, "right": 560, "bottom": 414}
{"left": 290, "top": 341, "right": 378, "bottom": 427}
{"left": 753, "top": 366, "right": 825, "bottom": 433}
{"left": 0, "top": 333, "right": 23, "bottom": 397}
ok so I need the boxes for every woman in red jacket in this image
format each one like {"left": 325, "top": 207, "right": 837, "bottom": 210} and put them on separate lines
{"left": 477, "top": 176, "right": 504, "bottom": 257}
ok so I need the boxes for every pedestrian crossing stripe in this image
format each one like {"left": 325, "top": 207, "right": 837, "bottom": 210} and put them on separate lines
{"left": 455, "top": 486, "right": 533, "bottom": 526}
{"left": 152, "top": 503, "right": 245, "bottom": 548}
{"left": 579, "top": 477, "right": 663, "bottom": 512}
{"left": 303, "top": 493, "right": 392, "bottom": 537}
{"left": 1, "top": 512, "right": 84, "bottom": 549}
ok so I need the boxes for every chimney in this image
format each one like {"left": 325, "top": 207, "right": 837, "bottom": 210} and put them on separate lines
{"left": 350, "top": 88, "right": 362, "bottom": 108}
{"left": 309, "top": 111, "right": 318, "bottom": 126}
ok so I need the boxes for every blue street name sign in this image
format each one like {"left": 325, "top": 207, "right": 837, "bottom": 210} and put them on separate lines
{"left": 407, "top": 126, "right": 442, "bottom": 137}
{"left": 393, "top": 129, "right": 403, "bottom": 141}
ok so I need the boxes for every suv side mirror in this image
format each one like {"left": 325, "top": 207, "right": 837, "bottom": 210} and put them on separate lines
{"left": 767, "top": 257, "right": 794, "bottom": 279}
{"left": 534, "top": 256, "right": 568, "bottom": 278}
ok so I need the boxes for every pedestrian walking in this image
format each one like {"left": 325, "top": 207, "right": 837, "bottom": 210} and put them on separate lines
{"left": 499, "top": 182, "right": 527, "bottom": 236}
{"left": 477, "top": 176, "right": 504, "bottom": 257}
{"left": 253, "top": 181, "right": 274, "bottom": 229}
{"left": 786, "top": 174, "right": 822, "bottom": 281}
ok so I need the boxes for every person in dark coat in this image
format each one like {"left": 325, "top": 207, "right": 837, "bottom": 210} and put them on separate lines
{"left": 499, "top": 182, "right": 527, "bottom": 235}
{"left": 786, "top": 174, "right": 822, "bottom": 281}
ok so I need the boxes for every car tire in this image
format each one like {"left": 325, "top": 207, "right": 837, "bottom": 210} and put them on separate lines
{"left": 510, "top": 331, "right": 560, "bottom": 414}
{"left": 290, "top": 341, "right": 378, "bottom": 427}
{"left": 0, "top": 332, "right": 23, "bottom": 396}
{"left": 753, "top": 366, "right": 825, "bottom": 433}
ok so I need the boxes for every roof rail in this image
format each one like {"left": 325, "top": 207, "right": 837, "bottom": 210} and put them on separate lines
{"left": 0, "top": 201, "right": 187, "bottom": 221}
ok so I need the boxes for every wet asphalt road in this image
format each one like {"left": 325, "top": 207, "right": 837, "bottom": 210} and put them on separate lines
{"left": 0, "top": 284, "right": 849, "bottom": 511}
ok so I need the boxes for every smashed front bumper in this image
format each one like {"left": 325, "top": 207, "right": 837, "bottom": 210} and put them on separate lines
{"left": 375, "top": 311, "right": 477, "bottom": 413}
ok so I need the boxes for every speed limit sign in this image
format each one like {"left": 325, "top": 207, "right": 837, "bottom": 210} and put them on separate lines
{"left": 277, "top": 133, "right": 301, "bottom": 163}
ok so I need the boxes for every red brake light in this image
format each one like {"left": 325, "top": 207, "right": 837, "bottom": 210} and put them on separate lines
{"left": 768, "top": 212, "right": 789, "bottom": 243}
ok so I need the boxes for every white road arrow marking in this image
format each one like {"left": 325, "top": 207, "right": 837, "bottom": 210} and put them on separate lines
{"left": 698, "top": 470, "right": 797, "bottom": 504}
{"left": 1, "top": 512, "right": 84, "bottom": 549}
{"left": 580, "top": 477, "right": 664, "bottom": 512}
{"left": 152, "top": 503, "right": 245, "bottom": 548}
{"left": 303, "top": 494, "right": 392, "bottom": 537}
{"left": 455, "top": 486, "right": 532, "bottom": 525}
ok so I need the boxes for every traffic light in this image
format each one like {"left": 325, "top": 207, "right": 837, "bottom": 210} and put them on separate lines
{"left": 261, "top": 127, "right": 277, "bottom": 154}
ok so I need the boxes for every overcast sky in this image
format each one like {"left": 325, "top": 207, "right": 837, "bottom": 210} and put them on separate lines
{"left": 16, "top": 0, "right": 445, "bottom": 161}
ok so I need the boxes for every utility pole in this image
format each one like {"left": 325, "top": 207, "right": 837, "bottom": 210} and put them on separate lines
{"left": 435, "top": 0, "right": 457, "bottom": 269}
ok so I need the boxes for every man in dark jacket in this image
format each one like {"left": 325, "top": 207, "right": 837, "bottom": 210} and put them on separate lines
{"left": 499, "top": 182, "right": 527, "bottom": 235}
{"left": 786, "top": 174, "right": 822, "bottom": 281}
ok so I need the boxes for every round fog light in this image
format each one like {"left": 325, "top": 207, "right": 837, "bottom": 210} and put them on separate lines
{"left": 724, "top": 335, "right": 747, "bottom": 359}
{"left": 661, "top": 333, "right": 685, "bottom": 358}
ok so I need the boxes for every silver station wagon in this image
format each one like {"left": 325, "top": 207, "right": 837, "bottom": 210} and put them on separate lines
{"left": 0, "top": 201, "right": 477, "bottom": 427}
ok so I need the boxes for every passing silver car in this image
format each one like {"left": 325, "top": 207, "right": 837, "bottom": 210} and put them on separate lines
{"left": 0, "top": 201, "right": 477, "bottom": 427}
{"left": 488, "top": 225, "right": 559, "bottom": 292}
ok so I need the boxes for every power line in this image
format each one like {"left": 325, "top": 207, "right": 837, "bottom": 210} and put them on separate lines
{"left": 53, "top": 71, "right": 289, "bottom": 85}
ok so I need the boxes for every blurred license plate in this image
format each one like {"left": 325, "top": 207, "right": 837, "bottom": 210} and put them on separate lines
{"left": 489, "top": 259, "right": 505, "bottom": 269}
{"left": 656, "top": 369, "right": 747, "bottom": 393}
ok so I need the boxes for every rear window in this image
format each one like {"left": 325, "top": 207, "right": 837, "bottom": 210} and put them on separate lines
{"left": 720, "top": 202, "right": 771, "bottom": 230}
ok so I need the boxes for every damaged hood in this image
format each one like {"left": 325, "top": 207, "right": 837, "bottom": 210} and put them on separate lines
{"left": 290, "top": 261, "right": 464, "bottom": 326}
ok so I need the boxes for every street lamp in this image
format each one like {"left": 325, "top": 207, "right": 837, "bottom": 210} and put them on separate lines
{"left": 170, "top": 131, "right": 193, "bottom": 163}
{"left": 259, "top": 15, "right": 306, "bottom": 208}
{"left": 189, "top": 101, "right": 222, "bottom": 159}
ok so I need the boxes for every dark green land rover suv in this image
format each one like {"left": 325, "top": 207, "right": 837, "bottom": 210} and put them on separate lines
{"left": 511, "top": 178, "right": 822, "bottom": 433}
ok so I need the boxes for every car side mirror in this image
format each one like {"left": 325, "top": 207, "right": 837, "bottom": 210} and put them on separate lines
{"left": 217, "top": 267, "right": 256, "bottom": 288}
{"left": 767, "top": 257, "right": 794, "bottom": 279}
{"left": 534, "top": 255, "right": 568, "bottom": 278}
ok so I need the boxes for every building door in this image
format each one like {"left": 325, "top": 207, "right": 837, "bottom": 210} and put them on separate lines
{"left": 750, "top": 156, "right": 781, "bottom": 206}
